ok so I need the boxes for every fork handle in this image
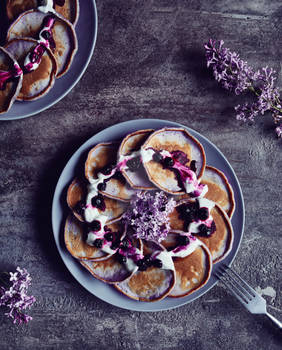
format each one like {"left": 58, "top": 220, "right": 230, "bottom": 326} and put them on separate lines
{"left": 266, "top": 311, "right": 282, "bottom": 329}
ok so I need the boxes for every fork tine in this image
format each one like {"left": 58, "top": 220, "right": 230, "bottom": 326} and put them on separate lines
{"left": 226, "top": 266, "right": 256, "bottom": 298}
{"left": 216, "top": 265, "right": 252, "bottom": 303}
{"left": 216, "top": 272, "right": 250, "bottom": 304}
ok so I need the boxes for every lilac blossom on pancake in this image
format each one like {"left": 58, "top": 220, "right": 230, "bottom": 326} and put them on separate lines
{"left": 123, "top": 190, "right": 176, "bottom": 242}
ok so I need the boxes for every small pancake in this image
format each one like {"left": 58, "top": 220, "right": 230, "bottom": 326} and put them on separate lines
{"left": 118, "top": 129, "right": 156, "bottom": 190}
{"left": 6, "top": 0, "right": 37, "bottom": 22}
{"left": 169, "top": 238, "right": 212, "bottom": 298}
{"left": 7, "top": 9, "right": 77, "bottom": 77}
{"left": 0, "top": 46, "right": 23, "bottom": 114}
{"left": 169, "top": 200, "right": 233, "bottom": 263}
{"left": 85, "top": 143, "right": 136, "bottom": 202}
{"left": 54, "top": 0, "right": 80, "bottom": 26}
{"left": 6, "top": 0, "right": 79, "bottom": 25}
{"left": 80, "top": 238, "right": 142, "bottom": 284}
{"left": 142, "top": 128, "right": 206, "bottom": 194}
{"left": 201, "top": 166, "right": 235, "bottom": 218}
{"left": 64, "top": 215, "right": 124, "bottom": 261}
{"left": 115, "top": 241, "right": 176, "bottom": 302}
{"left": 67, "top": 178, "right": 128, "bottom": 223}
{"left": 5, "top": 37, "right": 57, "bottom": 100}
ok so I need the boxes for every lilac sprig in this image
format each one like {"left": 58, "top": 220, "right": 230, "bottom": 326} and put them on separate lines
{"left": 123, "top": 191, "right": 176, "bottom": 242}
{"left": 0, "top": 267, "right": 36, "bottom": 325}
{"left": 205, "top": 39, "right": 282, "bottom": 137}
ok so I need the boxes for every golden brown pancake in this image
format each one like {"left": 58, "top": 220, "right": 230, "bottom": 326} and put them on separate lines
{"left": 80, "top": 238, "right": 142, "bottom": 284}
{"left": 142, "top": 128, "right": 206, "bottom": 194}
{"left": 0, "top": 46, "right": 22, "bottom": 114}
{"left": 6, "top": 0, "right": 37, "bottom": 22}
{"left": 169, "top": 200, "right": 233, "bottom": 263}
{"left": 67, "top": 178, "right": 128, "bottom": 223}
{"left": 6, "top": 0, "right": 79, "bottom": 25}
{"left": 118, "top": 129, "right": 156, "bottom": 190}
{"left": 7, "top": 9, "right": 77, "bottom": 77}
{"left": 114, "top": 241, "right": 176, "bottom": 302}
{"left": 159, "top": 232, "right": 212, "bottom": 297}
{"left": 85, "top": 143, "right": 136, "bottom": 202}
{"left": 170, "top": 243, "right": 212, "bottom": 297}
{"left": 201, "top": 165, "right": 235, "bottom": 218}
{"left": 5, "top": 38, "right": 57, "bottom": 100}
{"left": 64, "top": 215, "right": 125, "bottom": 261}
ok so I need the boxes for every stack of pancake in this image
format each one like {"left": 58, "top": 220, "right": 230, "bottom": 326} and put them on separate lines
{"left": 0, "top": 0, "right": 79, "bottom": 113}
{"left": 65, "top": 127, "right": 236, "bottom": 302}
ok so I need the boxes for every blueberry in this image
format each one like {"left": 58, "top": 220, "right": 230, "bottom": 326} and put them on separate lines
{"left": 138, "top": 263, "right": 147, "bottom": 271}
{"left": 91, "top": 194, "right": 105, "bottom": 210}
{"left": 41, "top": 30, "right": 51, "bottom": 40}
{"left": 30, "top": 52, "right": 39, "bottom": 63}
{"left": 48, "top": 37, "right": 56, "bottom": 50}
{"left": 101, "top": 164, "right": 115, "bottom": 175}
{"left": 126, "top": 157, "right": 141, "bottom": 172}
{"left": 136, "top": 259, "right": 148, "bottom": 271}
{"left": 143, "top": 255, "right": 152, "bottom": 266}
{"left": 163, "top": 157, "right": 174, "bottom": 168}
{"left": 177, "top": 235, "right": 190, "bottom": 246}
{"left": 112, "top": 171, "right": 125, "bottom": 183}
{"left": 94, "top": 239, "right": 103, "bottom": 248}
{"left": 117, "top": 254, "right": 127, "bottom": 264}
{"left": 97, "top": 182, "right": 106, "bottom": 191}
{"left": 153, "top": 259, "right": 162, "bottom": 268}
{"left": 190, "top": 160, "right": 197, "bottom": 172}
{"left": 121, "top": 239, "right": 129, "bottom": 250}
{"left": 75, "top": 201, "right": 85, "bottom": 216}
{"left": 153, "top": 152, "right": 163, "bottom": 162}
{"left": 210, "top": 221, "right": 216, "bottom": 234}
{"left": 89, "top": 220, "right": 101, "bottom": 232}
{"left": 197, "top": 224, "right": 211, "bottom": 237}
{"left": 197, "top": 207, "right": 209, "bottom": 221}
{"left": 111, "top": 240, "right": 121, "bottom": 250}
{"left": 104, "top": 232, "right": 113, "bottom": 241}
{"left": 178, "top": 204, "right": 195, "bottom": 222}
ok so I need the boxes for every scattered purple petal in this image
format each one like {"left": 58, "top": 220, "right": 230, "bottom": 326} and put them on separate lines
{"left": 0, "top": 267, "right": 35, "bottom": 325}
{"left": 205, "top": 39, "right": 282, "bottom": 136}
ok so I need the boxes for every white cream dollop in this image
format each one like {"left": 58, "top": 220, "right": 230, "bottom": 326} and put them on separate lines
{"left": 38, "top": 0, "right": 56, "bottom": 13}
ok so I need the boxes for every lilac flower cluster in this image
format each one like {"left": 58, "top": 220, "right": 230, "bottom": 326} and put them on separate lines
{"left": 205, "top": 39, "right": 282, "bottom": 138}
{"left": 123, "top": 191, "right": 176, "bottom": 242}
{"left": 0, "top": 267, "right": 36, "bottom": 325}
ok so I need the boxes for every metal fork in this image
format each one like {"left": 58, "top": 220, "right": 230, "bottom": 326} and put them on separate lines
{"left": 215, "top": 264, "right": 282, "bottom": 329}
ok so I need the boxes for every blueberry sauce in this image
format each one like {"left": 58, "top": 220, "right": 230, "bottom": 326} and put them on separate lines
{"left": 0, "top": 63, "right": 22, "bottom": 90}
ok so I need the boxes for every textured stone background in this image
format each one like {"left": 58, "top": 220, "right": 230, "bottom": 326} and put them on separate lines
{"left": 0, "top": 0, "right": 281, "bottom": 349}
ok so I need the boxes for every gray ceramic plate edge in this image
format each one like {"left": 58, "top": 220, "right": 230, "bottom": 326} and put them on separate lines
{"left": 52, "top": 119, "right": 245, "bottom": 312}
{"left": 0, "top": 0, "right": 98, "bottom": 121}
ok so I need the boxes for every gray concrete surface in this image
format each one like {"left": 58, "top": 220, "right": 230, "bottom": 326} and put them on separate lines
{"left": 0, "top": 1, "right": 281, "bottom": 349}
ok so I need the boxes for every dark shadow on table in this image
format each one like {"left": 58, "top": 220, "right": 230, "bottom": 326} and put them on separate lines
{"left": 32, "top": 128, "right": 108, "bottom": 301}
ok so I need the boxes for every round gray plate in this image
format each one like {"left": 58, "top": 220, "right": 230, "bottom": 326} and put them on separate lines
{"left": 52, "top": 119, "right": 245, "bottom": 312}
{"left": 0, "top": 0, "right": 97, "bottom": 121}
